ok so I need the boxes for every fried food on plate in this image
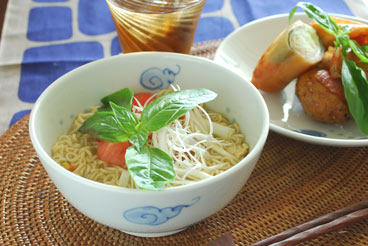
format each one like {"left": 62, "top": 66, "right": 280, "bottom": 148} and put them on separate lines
{"left": 252, "top": 20, "right": 324, "bottom": 92}
{"left": 296, "top": 68, "right": 350, "bottom": 124}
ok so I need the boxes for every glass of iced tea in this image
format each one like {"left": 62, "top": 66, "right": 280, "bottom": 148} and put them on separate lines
{"left": 106, "top": 0, "right": 206, "bottom": 54}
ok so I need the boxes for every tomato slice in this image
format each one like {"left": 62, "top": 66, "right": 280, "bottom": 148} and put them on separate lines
{"left": 132, "top": 92, "right": 154, "bottom": 109}
{"left": 97, "top": 140, "right": 130, "bottom": 168}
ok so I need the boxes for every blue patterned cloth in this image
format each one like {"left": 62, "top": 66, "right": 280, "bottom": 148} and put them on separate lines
{"left": 0, "top": 0, "right": 359, "bottom": 134}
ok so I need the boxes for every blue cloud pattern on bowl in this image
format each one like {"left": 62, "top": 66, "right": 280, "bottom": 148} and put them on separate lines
{"left": 123, "top": 197, "right": 200, "bottom": 226}
{"left": 140, "top": 65, "right": 181, "bottom": 90}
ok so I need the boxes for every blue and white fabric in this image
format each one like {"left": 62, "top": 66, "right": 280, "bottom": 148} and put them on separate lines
{"left": 0, "top": 0, "right": 365, "bottom": 135}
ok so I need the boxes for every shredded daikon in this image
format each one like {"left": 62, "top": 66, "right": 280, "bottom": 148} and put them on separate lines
{"left": 211, "top": 122, "right": 236, "bottom": 139}
{"left": 117, "top": 169, "right": 130, "bottom": 187}
{"left": 149, "top": 103, "right": 238, "bottom": 186}
{"left": 119, "top": 85, "right": 248, "bottom": 187}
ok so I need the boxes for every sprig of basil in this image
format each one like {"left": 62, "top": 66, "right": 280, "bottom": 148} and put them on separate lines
{"left": 289, "top": 2, "right": 339, "bottom": 35}
{"left": 290, "top": 2, "right": 368, "bottom": 135}
{"left": 78, "top": 88, "right": 217, "bottom": 189}
{"left": 341, "top": 59, "right": 368, "bottom": 134}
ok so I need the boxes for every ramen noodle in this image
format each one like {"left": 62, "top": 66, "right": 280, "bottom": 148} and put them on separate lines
{"left": 51, "top": 89, "right": 249, "bottom": 189}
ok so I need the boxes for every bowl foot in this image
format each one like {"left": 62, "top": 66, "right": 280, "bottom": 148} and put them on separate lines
{"left": 121, "top": 227, "right": 187, "bottom": 237}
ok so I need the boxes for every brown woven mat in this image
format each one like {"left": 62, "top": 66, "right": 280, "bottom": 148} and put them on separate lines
{"left": 1, "top": 40, "right": 368, "bottom": 246}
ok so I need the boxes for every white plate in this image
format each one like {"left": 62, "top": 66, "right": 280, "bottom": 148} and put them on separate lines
{"left": 214, "top": 13, "right": 368, "bottom": 147}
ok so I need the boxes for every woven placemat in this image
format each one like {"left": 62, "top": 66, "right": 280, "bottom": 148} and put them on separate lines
{"left": 1, "top": 40, "right": 368, "bottom": 246}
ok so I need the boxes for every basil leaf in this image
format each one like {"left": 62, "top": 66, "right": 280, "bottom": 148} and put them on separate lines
{"left": 125, "top": 145, "right": 176, "bottom": 190}
{"left": 336, "top": 34, "right": 350, "bottom": 51}
{"left": 339, "top": 25, "right": 352, "bottom": 35}
{"left": 290, "top": 2, "right": 339, "bottom": 36}
{"left": 361, "top": 44, "right": 368, "bottom": 53}
{"left": 140, "top": 88, "right": 217, "bottom": 132}
{"left": 341, "top": 59, "right": 368, "bottom": 134}
{"left": 78, "top": 112, "right": 130, "bottom": 142}
{"left": 99, "top": 88, "right": 133, "bottom": 111}
{"left": 349, "top": 40, "right": 368, "bottom": 63}
{"left": 110, "top": 102, "right": 139, "bottom": 135}
{"left": 128, "top": 129, "right": 149, "bottom": 152}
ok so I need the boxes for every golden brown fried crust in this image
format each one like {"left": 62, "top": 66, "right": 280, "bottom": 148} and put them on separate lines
{"left": 296, "top": 68, "right": 351, "bottom": 124}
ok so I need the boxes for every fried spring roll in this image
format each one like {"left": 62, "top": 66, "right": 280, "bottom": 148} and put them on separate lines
{"left": 252, "top": 20, "right": 324, "bottom": 92}
{"left": 311, "top": 16, "right": 368, "bottom": 48}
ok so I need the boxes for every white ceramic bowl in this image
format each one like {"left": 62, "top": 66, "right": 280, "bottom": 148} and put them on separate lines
{"left": 29, "top": 52, "right": 269, "bottom": 237}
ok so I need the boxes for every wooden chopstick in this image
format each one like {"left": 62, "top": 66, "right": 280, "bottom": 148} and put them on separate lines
{"left": 268, "top": 208, "right": 368, "bottom": 246}
{"left": 252, "top": 199, "right": 368, "bottom": 246}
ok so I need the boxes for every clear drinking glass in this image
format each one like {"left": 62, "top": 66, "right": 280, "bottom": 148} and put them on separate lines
{"left": 106, "top": 0, "right": 206, "bottom": 54}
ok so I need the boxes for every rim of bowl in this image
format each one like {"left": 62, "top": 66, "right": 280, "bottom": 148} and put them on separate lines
{"left": 29, "top": 52, "right": 270, "bottom": 195}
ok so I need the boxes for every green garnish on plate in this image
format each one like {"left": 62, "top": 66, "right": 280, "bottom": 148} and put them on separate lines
{"left": 290, "top": 2, "right": 368, "bottom": 135}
